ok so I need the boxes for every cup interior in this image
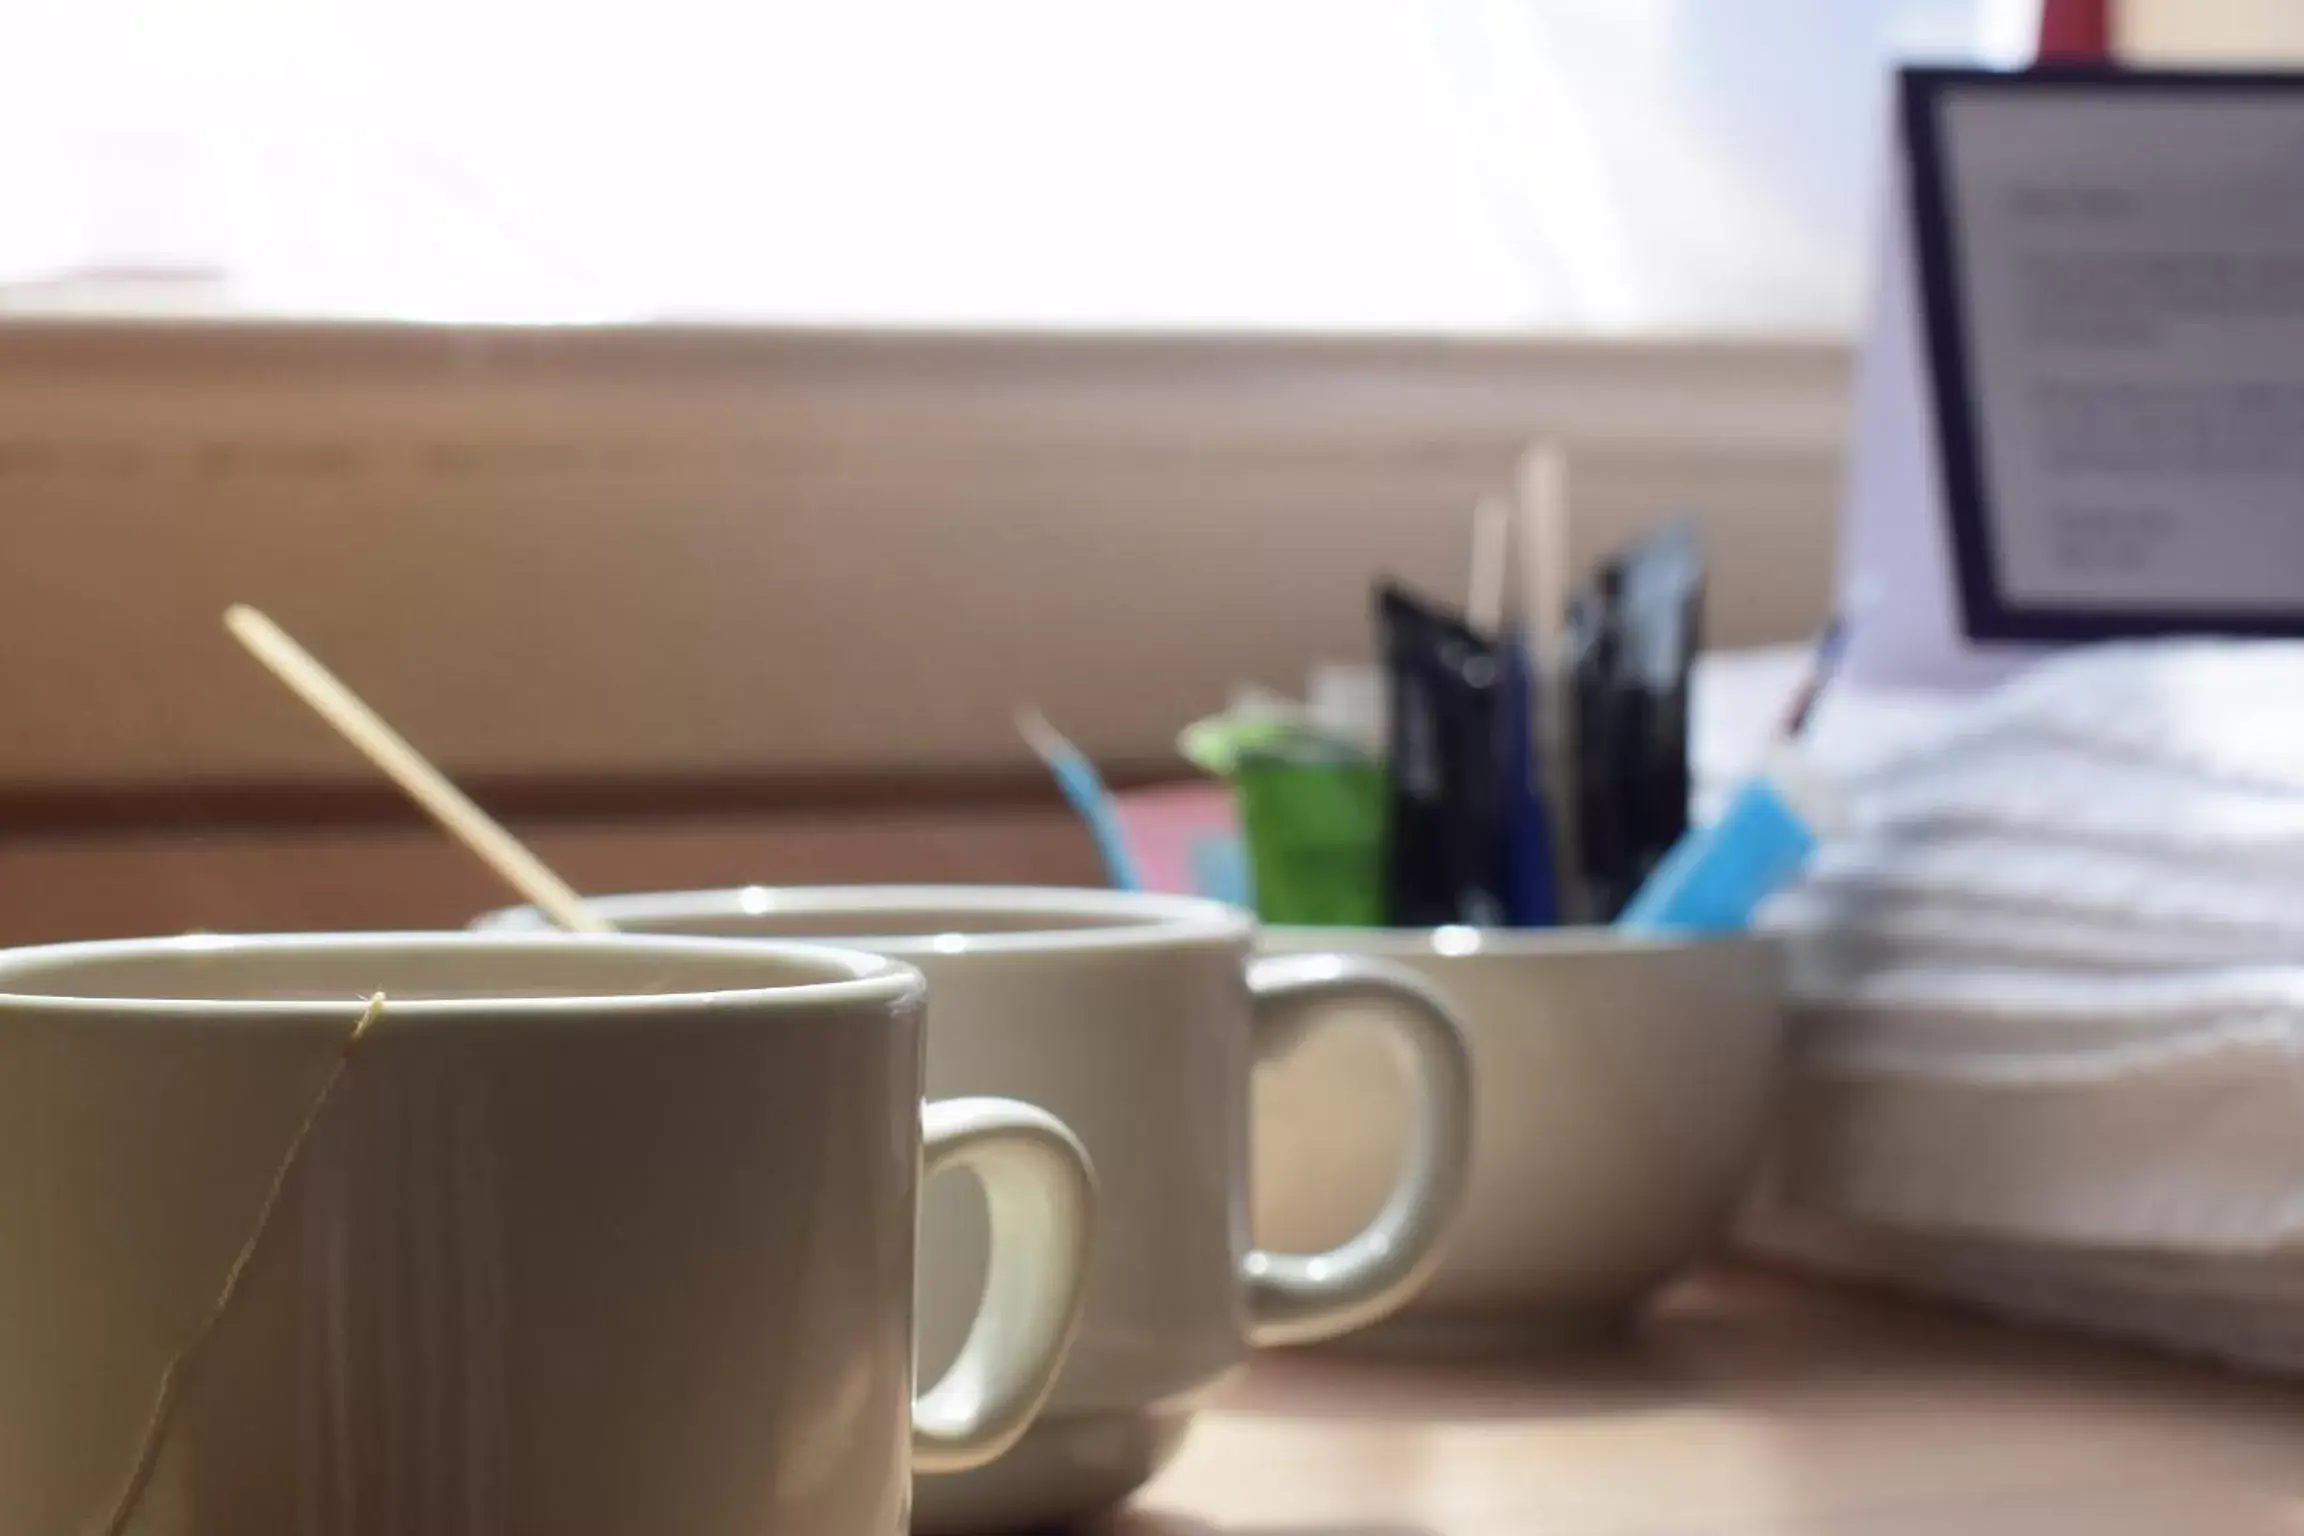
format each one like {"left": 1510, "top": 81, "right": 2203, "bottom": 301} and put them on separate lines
{"left": 1258, "top": 923, "right": 1771, "bottom": 964}
{"left": 480, "top": 887, "right": 1251, "bottom": 954}
{"left": 0, "top": 934, "right": 901, "bottom": 1011}
{"left": 646, "top": 906, "right": 1130, "bottom": 940}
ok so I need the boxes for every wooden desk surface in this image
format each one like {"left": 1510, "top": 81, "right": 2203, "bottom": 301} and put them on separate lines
{"left": 1115, "top": 1269, "right": 2304, "bottom": 1536}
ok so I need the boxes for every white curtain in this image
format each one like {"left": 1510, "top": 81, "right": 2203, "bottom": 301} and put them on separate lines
{"left": 0, "top": 0, "right": 2033, "bottom": 331}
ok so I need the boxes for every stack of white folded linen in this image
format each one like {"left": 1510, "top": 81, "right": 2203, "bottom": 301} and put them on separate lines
{"left": 1701, "top": 641, "right": 2304, "bottom": 1376}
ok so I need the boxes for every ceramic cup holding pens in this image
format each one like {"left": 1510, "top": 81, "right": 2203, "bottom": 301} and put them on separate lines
{"left": 1171, "top": 520, "right": 1787, "bottom": 1341}
{"left": 478, "top": 886, "right": 1474, "bottom": 1532}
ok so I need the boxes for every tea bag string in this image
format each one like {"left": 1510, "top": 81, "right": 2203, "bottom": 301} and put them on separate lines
{"left": 87, "top": 993, "right": 388, "bottom": 1536}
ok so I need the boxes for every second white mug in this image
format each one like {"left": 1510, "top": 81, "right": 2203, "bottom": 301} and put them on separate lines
{"left": 481, "top": 886, "right": 1473, "bottom": 1532}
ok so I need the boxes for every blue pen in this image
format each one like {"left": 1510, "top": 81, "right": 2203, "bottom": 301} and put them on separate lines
{"left": 1619, "top": 616, "right": 1846, "bottom": 935}
{"left": 1500, "top": 625, "right": 1560, "bottom": 926}
{"left": 1617, "top": 751, "right": 1835, "bottom": 935}
{"left": 1018, "top": 707, "right": 1143, "bottom": 891}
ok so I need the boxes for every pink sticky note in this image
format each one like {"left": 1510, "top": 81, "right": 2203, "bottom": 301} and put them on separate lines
{"left": 1111, "top": 782, "right": 1240, "bottom": 896}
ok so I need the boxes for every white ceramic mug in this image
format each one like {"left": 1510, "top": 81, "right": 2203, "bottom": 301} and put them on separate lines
{"left": 479, "top": 887, "right": 1474, "bottom": 1531}
{"left": 0, "top": 932, "right": 1095, "bottom": 1536}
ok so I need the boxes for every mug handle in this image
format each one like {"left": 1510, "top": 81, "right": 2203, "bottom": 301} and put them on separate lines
{"left": 1242, "top": 953, "right": 1475, "bottom": 1346}
{"left": 911, "top": 1097, "right": 1098, "bottom": 1476}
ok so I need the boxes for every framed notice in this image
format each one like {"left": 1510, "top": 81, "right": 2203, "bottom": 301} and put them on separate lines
{"left": 1904, "top": 66, "right": 2304, "bottom": 642}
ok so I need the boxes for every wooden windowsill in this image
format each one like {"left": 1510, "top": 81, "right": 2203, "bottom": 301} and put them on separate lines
{"left": 0, "top": 320, "right": 1847, "bottom": 813}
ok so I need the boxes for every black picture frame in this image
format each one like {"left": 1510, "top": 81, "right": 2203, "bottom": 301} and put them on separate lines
{"left": 1902, "top": 64, "right": 2304, "bottom": 642}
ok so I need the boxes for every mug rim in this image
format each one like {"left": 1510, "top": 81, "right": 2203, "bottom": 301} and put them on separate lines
{"left": 1259, "top": 924, "right": 1778, "bottom": 960}
{"left": 475, "top": 885, "right": 1255, "bottom": 956}
{"left": 0, "top": 931, "right": 923, "bottom": 1019}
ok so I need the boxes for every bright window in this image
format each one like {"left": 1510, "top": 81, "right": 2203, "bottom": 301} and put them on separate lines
{"left": 0, "top": 0, "right": 2034, "bottom": 331}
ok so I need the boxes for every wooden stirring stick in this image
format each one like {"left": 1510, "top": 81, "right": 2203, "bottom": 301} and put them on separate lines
{"left": 1514, "top": 441, "right": 1581, "bottom": 921}
{"left": 1467, "top": 495, "right": 1511, "bottom": 635}
{"left": 224, "top": 605, "right": 612, "bottom": 934}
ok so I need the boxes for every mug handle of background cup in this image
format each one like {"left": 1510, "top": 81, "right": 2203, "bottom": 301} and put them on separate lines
{"left": 1241, "top": 953, "right": 1475, "bottom": 1347}
{"left": 912, "top": 1097, "right": 1098, "bottom": 1475}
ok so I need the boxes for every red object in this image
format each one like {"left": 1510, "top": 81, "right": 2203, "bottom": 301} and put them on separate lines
{"left": 2037, "top": 0, "right": 2112, "bottom": 62}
